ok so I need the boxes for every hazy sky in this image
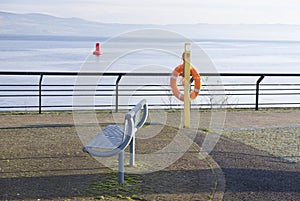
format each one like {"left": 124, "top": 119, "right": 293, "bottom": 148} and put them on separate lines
{"left": 1, "top": 0, "right": 300, "bottom": 24}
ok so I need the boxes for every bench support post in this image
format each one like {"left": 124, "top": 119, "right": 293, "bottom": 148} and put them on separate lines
{"left": 129, "top": 137, "right": 135, "bottom": 166}
{"left": 118, "top": 150, "right": 125, "bottom": 184}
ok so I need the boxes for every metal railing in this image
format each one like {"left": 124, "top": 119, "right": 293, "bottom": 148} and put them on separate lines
{"left": 0, "top": 71, "right": 300, "bottom": 113}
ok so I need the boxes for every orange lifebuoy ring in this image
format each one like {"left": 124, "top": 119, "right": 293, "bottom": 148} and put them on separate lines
{"left": 170, "top": 64, "right": 201, "bottom": 101}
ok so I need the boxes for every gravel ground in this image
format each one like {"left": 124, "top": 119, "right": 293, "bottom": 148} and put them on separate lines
{"left": 0, "top": 108, "right": 299, "bottom": 201}
{"left": 222, "top": 127, "right": 300, "bottom": 163}
{"left": 207, "top": 108, "right": 300, "bottom": 201}
{"left": 0, "top": 114, "right": 222, "bottom": 201}
{"left": 206, "top": 136, "right": 300, "bottom": 201}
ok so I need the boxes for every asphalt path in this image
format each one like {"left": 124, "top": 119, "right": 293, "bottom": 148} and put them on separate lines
{"left": 194, "top": 131, "right": 300, "bottom": 201}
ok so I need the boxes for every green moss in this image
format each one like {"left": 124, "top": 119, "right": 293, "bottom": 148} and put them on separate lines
{"left": 199, "top": 127, "right": 211, "bottom": 132}
{"left": 84, "top": 173, "right": 146, "bottom": 201}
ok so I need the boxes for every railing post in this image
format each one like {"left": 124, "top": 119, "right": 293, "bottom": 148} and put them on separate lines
{"left": 255, "top": 75, "right": 265, "bottom": 111}
{"left": 39, "top": 73, "right": 44, "bottom": 114}
{"left": 115, "top": 75, "right": 122, "bottom": 112}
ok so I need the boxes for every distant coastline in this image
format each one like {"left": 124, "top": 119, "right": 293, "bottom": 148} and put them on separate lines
{"left": 1, "top": 34, "right": 300, "bottom": 44}
{"left": 0, "top": 34, "right": 107, "bottom": 42}
{"left": 1, "top": 11, "right": 300, "bottom": 41}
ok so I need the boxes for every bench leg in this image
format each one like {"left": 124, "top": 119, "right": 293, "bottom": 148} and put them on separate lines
{"left": 118, "top": 150, "right": 124, "bottom": 184}
{"left": 129, "top": 137, "right": 135, "bottom": 167}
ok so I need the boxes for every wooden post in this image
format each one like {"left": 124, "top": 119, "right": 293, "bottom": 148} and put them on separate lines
{"left": 184, "top": 43, "right": 191, "bottom": 128}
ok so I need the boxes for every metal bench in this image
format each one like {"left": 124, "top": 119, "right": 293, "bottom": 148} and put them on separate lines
{"left": 83, "top": 99, "right": 148, "bottom": 183}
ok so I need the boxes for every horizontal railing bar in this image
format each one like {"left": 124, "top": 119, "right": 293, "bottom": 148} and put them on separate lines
{"left": 0, "top": 85, "right": 299, "bottom": 88}
{"left": 259, "top": 88, "right": 300, "bottom": 91}
{"left": 44, "top": 85, "right": 116, "bottom": 87}
{"left": 0, "top": 95, "right": 39, "bottom": 97}
{"left": 46, "top": 89, "right": 172, "bottom": 92}
{"left": 0, "top": 106, "right": 39, "bottom": 109}
{"left": 51, "top": 103, "right": 300, "bottom": 107}
{"left": 43, "top": 84, "right": 258, "bottom": 87}
{"left": 1, "top": 88, "right": 300, "bottom": 92}
{"left": 2, "top": 83, "right": 300, "bottom": 88}
{"left": 1, "top": 71, "right": 300, "bottom": 77}
{"left": 1, "top": 102, "right": 300, "bottom": 110}
{"left": 261, "top": 84, "right": 300, "bottom": 86}
{"left": 0, "top": 85, "right": 38, "bottom": 87}
{"left": 0, "top": 83, "right": 298, "bottom": 87}
{"left": 0, "top": 84, "right": 299, "bottom": 88}
{"left": 0, "top": 89, "right": 258, "bottom": 92}
{"left": 2, "top": 92, "right": 300, "bottom": 98}
{"left": 0, "top": 88, "right": 273, "bottom": 92}
{"left": 260, "top": 93, "right": 300, "bottom": 95}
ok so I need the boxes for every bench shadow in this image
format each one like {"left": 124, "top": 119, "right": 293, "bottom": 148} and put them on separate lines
{"left": 1, "top": 167, "right": 300, "bottom": 200}
{"left": 0, "top": 169, "right": 210, "bottom": 200}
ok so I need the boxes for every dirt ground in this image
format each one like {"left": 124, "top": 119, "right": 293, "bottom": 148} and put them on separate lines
{"left": 0, "top": 108, "right": 299, "bottom": 201}
{"left": 0, "top": 111, "right": 223, "bottom": 201}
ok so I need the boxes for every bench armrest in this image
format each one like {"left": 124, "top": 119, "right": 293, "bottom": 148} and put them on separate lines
{"left": 126, "top": 99, "right": 148, "bottom": 129}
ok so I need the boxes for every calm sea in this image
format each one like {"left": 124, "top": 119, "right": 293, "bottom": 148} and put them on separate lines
{"left": 0, "top": 35, "right": 300, "bottom": 110}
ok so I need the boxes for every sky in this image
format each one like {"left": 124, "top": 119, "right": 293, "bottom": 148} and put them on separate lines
{"left": 1, "top": 0, "right": 300, "bottom": 25}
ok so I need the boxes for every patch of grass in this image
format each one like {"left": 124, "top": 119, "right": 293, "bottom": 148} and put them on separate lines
{"left": 84, "top": 172, "right": 147, "bottom": 201}
{"left": 199, "top": 127, "right": 211, "bottom": 132}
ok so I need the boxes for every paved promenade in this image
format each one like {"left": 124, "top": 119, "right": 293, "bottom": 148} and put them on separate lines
{"left": 0, "top": 109, "right": 299, "bottom": 200}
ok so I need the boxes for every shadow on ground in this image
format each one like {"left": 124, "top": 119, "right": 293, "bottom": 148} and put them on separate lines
{"left": 0, "top": 168, "right": 216, "bottom": 200}
{"left": 1, "top": 166, "right": 300, "bottom": 200}
{"left": 203, "top": 135, "right": 300, "bottom": 201}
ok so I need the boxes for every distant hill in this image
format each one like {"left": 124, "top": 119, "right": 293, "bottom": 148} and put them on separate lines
{"left": 0, "top": 11, "right": 150, "bottom": 36}
{"left": 1, "top": 11, "right": 300, "bottom": 41}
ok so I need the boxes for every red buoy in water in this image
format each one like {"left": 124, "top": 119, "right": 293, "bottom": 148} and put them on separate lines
{"left": 93, "top": 42, "right": 101, "bottom": 56}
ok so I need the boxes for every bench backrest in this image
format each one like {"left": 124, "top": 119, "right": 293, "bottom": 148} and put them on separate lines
{"left": 123, "top": 99, "right": 148, "bottom": 140}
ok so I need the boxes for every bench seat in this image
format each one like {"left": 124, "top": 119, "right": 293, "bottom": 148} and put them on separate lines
{"left": 85, "top": 125, "right": 125, "bottom": 149}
